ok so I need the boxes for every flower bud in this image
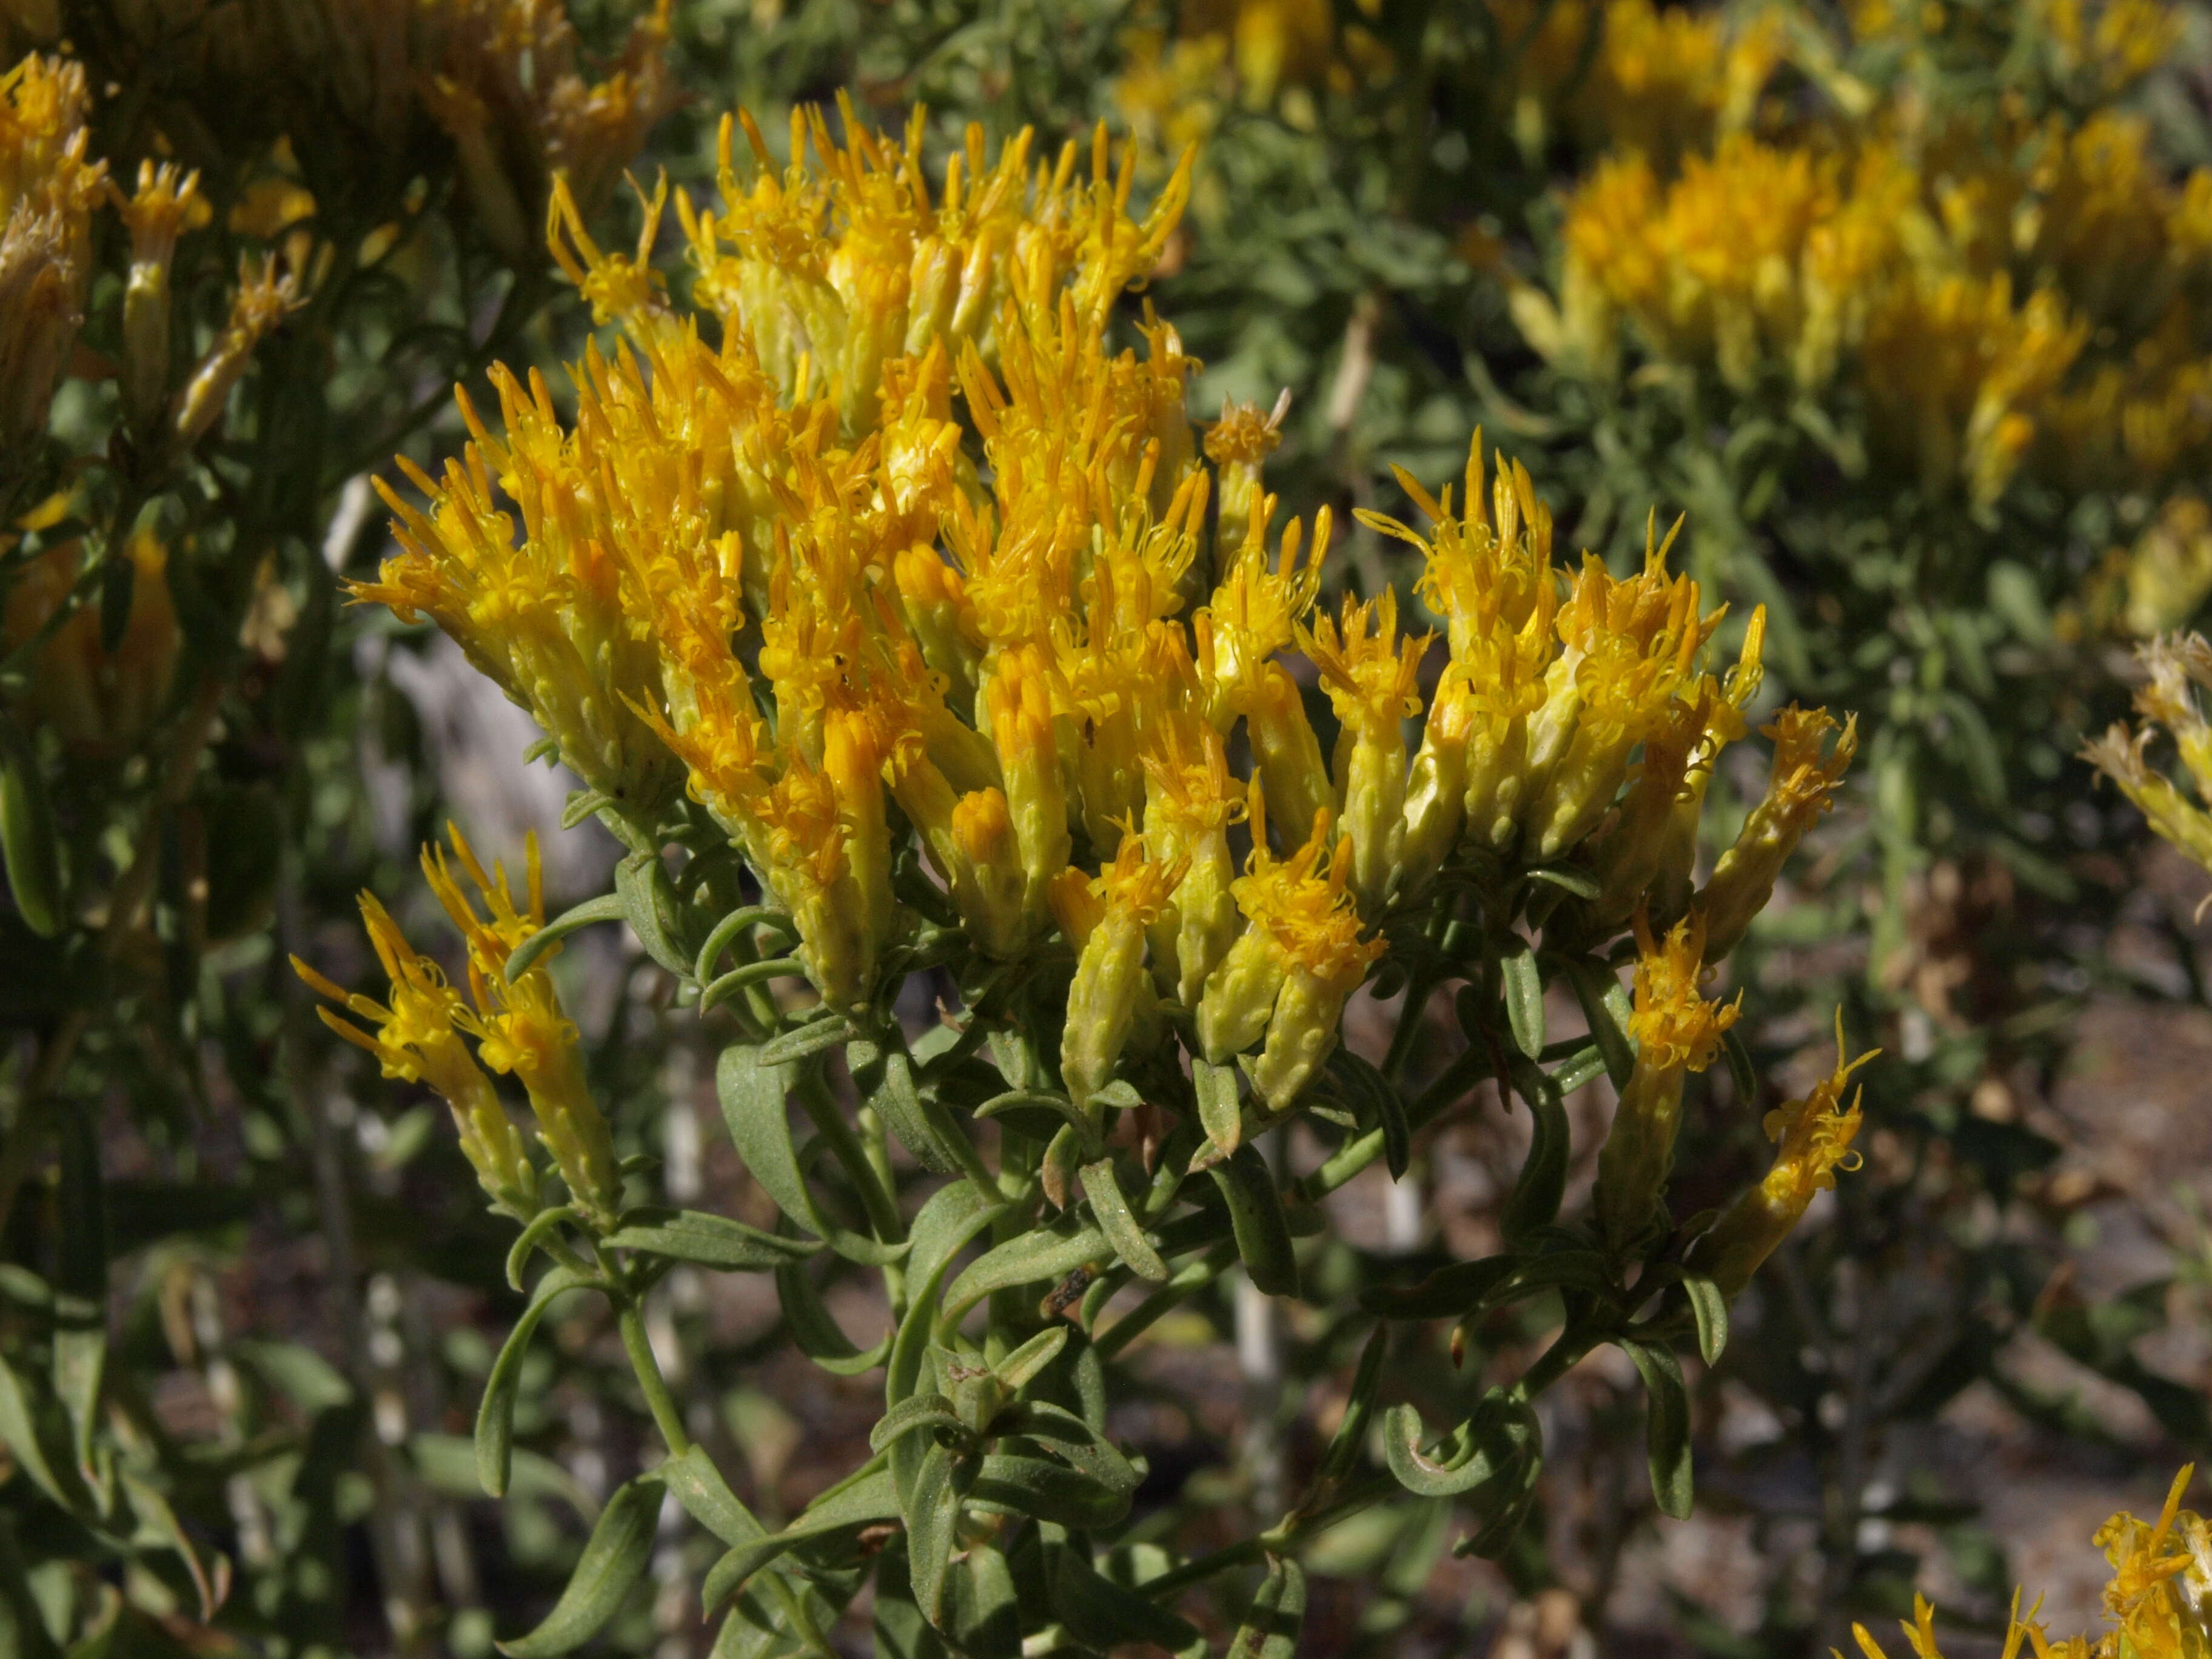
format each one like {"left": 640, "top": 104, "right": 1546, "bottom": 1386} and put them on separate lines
{"left": 1396, "top": 672, "right": 1473, "bottom": 900}
{"left": 423, "top": 830, "right": 622, "bottom": 1227}
{"left": 1055, "top": 839, "right": 1184, "bottom": 1106}
{"left": 985, "top": 646, "right": 1073, "bottom": 927}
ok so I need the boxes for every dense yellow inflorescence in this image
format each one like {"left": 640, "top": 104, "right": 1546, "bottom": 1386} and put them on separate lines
{"left": 1843, "top": 1464, "right": 2211, "bottom": 1658}
{"left": 340, "top": 100, "right": 1856, "bottom": 1219}
{"left": 1509, "top": 2, "right": 2212, "bottom": 515}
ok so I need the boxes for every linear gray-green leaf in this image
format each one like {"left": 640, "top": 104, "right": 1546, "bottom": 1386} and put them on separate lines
{"left": 478, "top": 1266, "right": 597, "bottom": 1498}
{"left": 605, "top": 1210, "right": 821, "bottom": 1271}
{"left": 497, "top": 1473, "right": 661, "bottom": 1657}
{"left": 1079, "top": 1159, "right": 1167, "bottom": 1282}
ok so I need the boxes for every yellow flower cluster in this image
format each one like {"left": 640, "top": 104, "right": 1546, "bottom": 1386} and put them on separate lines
{"left": 1517, "top": 12, "right": 2212, "bottom": 511}
{"left": 1112, "top": 0, "right": 1389, "bottom": 176}
{"left": 1845, "top": 1466, "right": 2210, "bottom": 1659}
{"left": 2, "top": 506, "right": 181, "bottom": 756}
{"left": 0, "top": 53, "right": 102, "bottom": 455}
{"left": 1488, "top": 0, "right": 1784, "bottom": 167}
{"left": 355, "top": 101, "right": 1855, "bottom": 1188}
{"left": 295, "top": 828, "right": 617, "bottom": 1227}
{"left": 2083, "top": 633, "right": 2212, "bottom": 880}
{"left": 5, "top": 0, "right": 677, "bottom": 270}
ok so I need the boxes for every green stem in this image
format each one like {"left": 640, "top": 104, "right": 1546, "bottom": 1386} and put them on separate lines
{"left": 797, "top": 1071, "right": 905, "bottom": 1245}
{"left": 615, "top": 1297, "right": 691, "bottom": 1457}
{"left": 1094, "top": 1241, "right": 1238, "bottom": 1360}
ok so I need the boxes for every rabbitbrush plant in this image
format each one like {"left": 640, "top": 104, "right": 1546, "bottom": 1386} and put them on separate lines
{"left": 298, "top": 102, "right": 1872, "bottom": 1655}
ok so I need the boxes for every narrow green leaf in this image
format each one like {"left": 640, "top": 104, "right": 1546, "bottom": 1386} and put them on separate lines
{"left": 757, "top": 1014, "right": 858, "bottom": 1067}
{"left": 1501, "top": 940, "right": 1545, "bottom": 1059}
{"left": 947, "top": 1543, "right": 1019, "bottom": 1658}
{"left": 774, "top": 1259, "right": 891, "bottom": 1378}
{"left": 1683, "top": 1275, "right": 1728, "bottom": 1366}
{"left": 506, "top": 1205, "right": 578, "bottom": 1292}
{"left": 1525, "top": 863, "right": 1601, "bottom": 900}
{"left": 968, "top": 1453, "right": 1130, "bottom": 1530}
{"left": 1079, "top": 1159, "right": 1167, "bottom": 1282}
{"left": 119, "top": 1470, "right": 216, "bottom": 1619}
{"left": 0, "top": 723, "right": 63, "bottom": 939}
{"left": 505, "top": 894, "right": 624, "bottom": 983}
{"left": 1227, "top": 1556, "right": 1307, "bottom": 1659}
{"left": 702, "top": 1467, "right": 898, "bottom": 1612}
{"left": 498, "top": 1473, "right": 662, "bottom": 1657}
{"left": 1623, "top": 1340, "right": 1694, "bottom": 1519}
{"left": 1500, "top": 1061, "right": 1569, "bottom": 1242}
{"left": 942, "top": 1217, "right": 1111, "bottom": 1329}
{"left": 1193, "top": 1057, "right": 1243, "bottom": 1155}
{"left": 870, "top": 1393, "right": 967, "bottom": 1455}
{"left": 1315, "top": 1324, "right": 1388, "bottom": 1483}
{"left": 850, "top": 1038, "right": 959, "bottom": 1176}
{"left": 478, "top": 1267, "right": 597, "bottom": 1497}
{"left": 606, "top": 1210, "right": 821, "bottom": 1272}
{"left": 1561, "top": 957, "right": 1635, "bottom": 1092}
{"left": 0, "top": 1356, "right": 78, "bottom": 1513}
{"left": 993, "top": 1327, "right": 1067, "bottom": 1392}
{"left": 1208, "top": 1144, "right": 1299, "bottom": 1298}
{"left": 715, "top": 1044, "right": 903, "bottom": 1266}
{"left": 614, "top": 853, "right": 692, "bottom": 977}
{"left": 1047, "top": 1543, "right": 1199, "bottom": 1652}
{"left": 1722, "top": 1028, "right": 1757, "bottom": 1107}
{"left": 988, "top": 1401, "right": 1139, "bottom": 1495}
{"left": 662, "top": 1446, "right": 767, "bottom": 1546}
{"left": 904, "top": 1443, "right": 968, "bottom": 1626}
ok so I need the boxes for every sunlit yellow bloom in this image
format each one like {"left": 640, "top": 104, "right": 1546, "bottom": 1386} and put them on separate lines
{"left": 1524, "top": 519, "right": 1718, "bottom": 860}
{"left": 1489, "top": 0, "right": 1781, "bottom": 167}
{"left": 1204, "top": 390, "right": 1289, "bottom": 575}
{"left": 418, "top": 828, "right": 623, "bottom": 1227}
{"left": 292, "top": 832, "right": 590, "bottom": 1222}
{"left": 1193, "top": 791, "right": 1379, "bottom": 1113}
{"left": 1700, "top": 706, "right": 1858, "bottom": 960}
{"left": 1365, "top": 440, "right": 1558, "bottom": 858}
{"left": 1694, "top": 1015, "right": 1871, "bottom": 1295}
{"left": 1844, "top": 1463, "right": 2209, "bottom": 1657}
{"left": 1302, "top": 586, "right": 1429, "bottom": 911}
{"left": 1140, "top": 712, "right": 1247, "bottom": 1004}
{"left": 1196, "top": 504, "right": 1334, "bottom": 847}
{"left": 1593, "top": 911, "right": 1740, "bottom": 1250}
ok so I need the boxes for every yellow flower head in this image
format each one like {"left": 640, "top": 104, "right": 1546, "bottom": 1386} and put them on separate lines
{"left": 292, "top": 881, "right": 540, "bottom": 1221}
{"left": 1628, "top": 910, "right": 1741, "bottom": 1073}
{"left": 1695, "top": 1013, "right": 1874, "bottom": 1294}
{"left": 1196, "top": 502, "right": 1329, "bottom": 717}
{"left": 1700, "top": 705, "right": 1859, "bottom": 959}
